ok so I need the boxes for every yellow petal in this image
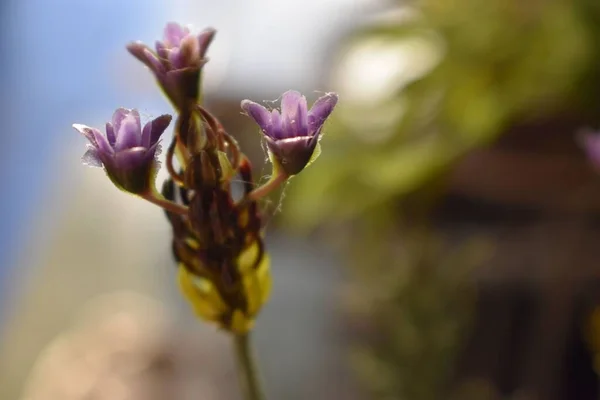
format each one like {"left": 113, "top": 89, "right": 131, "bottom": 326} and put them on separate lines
{"left": 238, "top": 241, "right": 261, "bottom": 273}
{"left": 242, "top": 253, "right": 272, "bottom": 315}
{"left": 218, "top": 151, "right": 234, "bottom": 182}
{"left": 257, "top": 254, "right": 272, "bottom": 305}
{"left": 177, "top": 266, "right": 228, "bottom": 321}
{"left": 230, "top": 309, "right": 254, "bottom": 334}
{"left": 184, "top": 237, "right": 200, "bottom": 250}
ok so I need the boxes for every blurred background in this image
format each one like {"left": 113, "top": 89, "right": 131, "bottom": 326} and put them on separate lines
{"left": 2, "top": 0, "right": 600, "bottom": 399}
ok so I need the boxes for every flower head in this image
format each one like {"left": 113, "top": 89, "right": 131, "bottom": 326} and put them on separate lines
{"left": 159, "top": 23, "right": 214, "bottom": 70}
{"left": 73, "top": 108, "right": 172, "bottom": 194}
{"left": 127, "top": 22, "right": 216, "bottom": 109}
{"left": 241, "top": 90, "right": 338, "bottom": 176}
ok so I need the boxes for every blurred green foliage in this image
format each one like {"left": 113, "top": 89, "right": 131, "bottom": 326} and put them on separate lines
{"left": 283, "top": 1, "right": 600, "bottom": 399}
{"left": 346, "top": 230, "right": 488, "bottom": 400}
{"left": 286, "top": 0, "right": 600, "bottom": 226}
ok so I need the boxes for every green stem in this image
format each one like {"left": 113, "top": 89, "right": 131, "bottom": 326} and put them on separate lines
{"left": 248, "top": 171, "right": 288, "bottom": 201}
{"left": 234, "top": 333, "right": 266, "bottom": 400}
{"left": 140, "top": 191, "right": 189, "bottom": 216}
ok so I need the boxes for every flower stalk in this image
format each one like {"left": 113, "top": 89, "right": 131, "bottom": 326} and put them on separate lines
{"left": 140, "top": 191, "right": 189, "bottom": 216}
{"left": 234, "top": 333, "right": 266, "bottom": 400}
{"left": 248, "top": 171, "right": 289, "bottom": 201}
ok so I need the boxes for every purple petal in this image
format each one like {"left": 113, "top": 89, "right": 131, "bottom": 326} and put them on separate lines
{"left": 129, "top": 109, "right": 142, "bottom": 129}
{"left": 126, "top": 42, "right": 151, "bottom": 64}
{"left": 147, "top": 142, "right": 162, "bottom": 159}
{"left": 281, "top": 91, "right": 308, "bottom": 138}
{"left": 155, "top": 41, "right": 169, "bottom": 60}
{"left": 143, "top": 48, "right": 166, "bottom": 75}
{"left": 111, "top": 108, "right": 128, "bottom": 135}
{"left": 141, "top": 122, "right": 152, "bottom": 148}
{"left": 127, "top": 42, "right": 166, "bottom": 76}
{"left": 241, "top": 100, "right": 271, "bottom": 133}
{"left": 167, "top": 47, "right": 184, "bottom": 69}
{"left": 308, "top": 92, "right": 338, "bottom": 134}
{"left": 141, "top": 114, "right": 172, "bottom": 147}
{"left": 178, "top": 34, "right": 207, "bottom": 68}
{"left": 270, "top": 110, "right": 283, "bottom": 139}
{"left": 163, "top": 22, "right": 190, "bottom": 47}
{"left": 91, "top": 129, "right": 113, "bottom": 156}
{"left": 72, "top": 124, "right": 100, "bottom": 147}
{"left": 114, "top": 110, "right": 142, "bottom": 151}
{"left": 105, "top": 122, "right": 116, "bottom": 146}
{"left": 197, "top": 28, "right": 216, "bottom": 59}
{"left": 73, "top": 123, "right": 113, "bottom": 157}
{"left": 280, "top": 90, "right": 305, "bottom": 121}
{"left": 295, "top": 99, "right": 309, "bottom": 136}
{"left": 81, "top": 146, "right": 102, "bottom": 167}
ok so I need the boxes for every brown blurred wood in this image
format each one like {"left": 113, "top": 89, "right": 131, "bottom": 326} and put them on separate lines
{"left": 444, "top": 116, "right": 600, "bottom": 399}
{"left": 449, "top": 149, "right": 600, "bottom": 214}
{"left": 448, "top": 115, "right": 600, "bottom": 214}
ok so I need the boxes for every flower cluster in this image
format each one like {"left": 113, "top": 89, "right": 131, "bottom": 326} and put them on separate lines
{"left": 73, "top": 23, "right": 337, "bottom": 333}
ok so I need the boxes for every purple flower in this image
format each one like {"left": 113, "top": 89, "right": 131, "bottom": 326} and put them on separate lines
{"left": 241, "top": 90, "right": 338, "bottom": 175}
{"left": 127, "top": 22, "right": 216, "bottom": 109}
{"left": 580, "top": 130, "right": 600, "bottom": 171}
{"left": 73, "top": 108, "right": 172, "bottom": 194}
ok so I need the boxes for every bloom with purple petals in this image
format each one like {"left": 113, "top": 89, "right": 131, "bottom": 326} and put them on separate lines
{"left": 127, "top": 22, "right": 216, "bottom": 109}
{"left": 241, "top": 90, "right": 338, "bottom": 175}
{"left": 73, "top": 108, "right": 172, "bottom": 194}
